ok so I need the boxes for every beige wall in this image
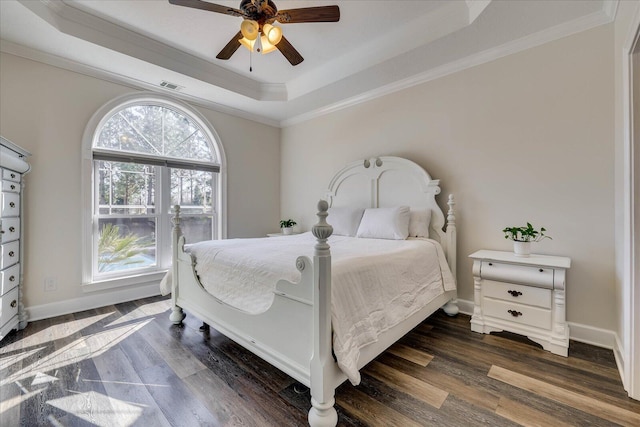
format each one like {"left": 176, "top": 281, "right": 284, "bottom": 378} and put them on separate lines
{"left": 281, "top": 25, "right": 615, "bottom": 330}
{"left": 0, "top": 52, "right": 281, "bottom": 309}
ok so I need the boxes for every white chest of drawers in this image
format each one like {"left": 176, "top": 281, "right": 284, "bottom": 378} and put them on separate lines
{"left": 0, "top": 136, "right": 30, "bottom": 341}
{"left": 469, "top": 250, "right": 571, "bottom": 356}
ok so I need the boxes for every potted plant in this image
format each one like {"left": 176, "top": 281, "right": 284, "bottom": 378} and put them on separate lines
{"left": 502, "top": 222, "right": 551, "bottom": 257}
{"left": 280, "top": 218, "right": 297, "bottom": 235}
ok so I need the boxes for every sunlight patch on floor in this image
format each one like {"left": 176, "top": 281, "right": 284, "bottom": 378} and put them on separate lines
{"left": 46, "top": 390, "right": 144, "bottom": 427}
{"left": 1, "top": 319, "right": 152, "bottom": 386}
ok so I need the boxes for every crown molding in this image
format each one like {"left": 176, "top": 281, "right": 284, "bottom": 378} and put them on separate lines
{"left": 19, "top": 0, "right": 288, "bottom": 102}
{"left": 281, "top": 2, "right": 616, "bottom": 127}
{"left": 0, "top": 40, "right": 281, "bottom": 128}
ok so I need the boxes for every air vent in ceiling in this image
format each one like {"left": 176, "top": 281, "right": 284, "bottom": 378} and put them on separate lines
{"left": 159, "top": 80, "right": 183, "bottom": 91}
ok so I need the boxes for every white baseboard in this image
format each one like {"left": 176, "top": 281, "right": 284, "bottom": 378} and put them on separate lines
{"left": 25, "top": 283, "right": 162, "bottom": 322}
{"left": 456, "top": 298, "right": 617, "bottom": 350}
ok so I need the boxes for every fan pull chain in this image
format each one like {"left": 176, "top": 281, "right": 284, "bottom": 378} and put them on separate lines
{"left": 250, "top": 47, "right": 253, "bottom": 72}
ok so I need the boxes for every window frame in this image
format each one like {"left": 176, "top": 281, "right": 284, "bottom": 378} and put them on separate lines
{"left": 81, "top": 92, "right": 226, "bottom": 291}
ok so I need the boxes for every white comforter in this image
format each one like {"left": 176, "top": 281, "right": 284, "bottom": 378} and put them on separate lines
{"left": 165, "top": 232, "right": 455, "bottom": 384}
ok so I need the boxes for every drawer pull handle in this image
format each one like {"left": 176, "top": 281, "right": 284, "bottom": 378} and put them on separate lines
{"left": 507, "top": 290, "right": 522, "bottom": 297}
{"left": 8, "top": 251, "right": 15, "bottom": 257}
{"left": 539, "top": 268, "right": 544, "bottom": 273}
{"left": 10, "top": 300, "right": 17, "bottom": 308}
{"left": 10, "top": 185, "right": 15, "bottom": 190}
{"left": 9, "top": 275, "right": 15, "bottom": 282}
{"left": 508, "top": 309, "right": 522, "bottom": 317}
{"left": 488, "top": 262, "right": 493, "bottom": 266}
{"left": 10, "top": 173, "right": 15, "bottom": 178}
{"left": 9, "top": 227, "right": 15, "bottom": 232}
{"left": 9, "top": 202, "right": 15, "bottom": 208}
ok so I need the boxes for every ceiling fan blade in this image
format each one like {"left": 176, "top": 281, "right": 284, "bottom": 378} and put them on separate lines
{"left": 275, "top": 5, "right": 340, "bottom": 23}
{"left": 276, "top": 35, "right": 304, "bottom": 66}
{"left": 216, "top": 31, "right": 243, "bottom": 60}
{"left": 168, "top": 0, "right": 245, "bottom": 18}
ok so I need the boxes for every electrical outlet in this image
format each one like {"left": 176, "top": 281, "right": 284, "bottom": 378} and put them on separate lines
{"left": 44, "top": 277, "right": 57, "bottom": 292}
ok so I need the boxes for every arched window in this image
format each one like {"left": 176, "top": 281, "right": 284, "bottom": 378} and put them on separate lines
{"left": 82, "top": 93, "right": 225, "bottom": 288}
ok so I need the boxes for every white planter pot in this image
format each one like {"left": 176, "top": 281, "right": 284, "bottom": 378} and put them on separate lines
{"left": 282, "top": 227, "right": 293, "bottom": 235}
{"left": 513, "top": 241, "right": 531, "bottom": 257}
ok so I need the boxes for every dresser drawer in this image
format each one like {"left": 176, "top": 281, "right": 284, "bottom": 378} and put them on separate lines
{"left": 483, "top": 280, "right": 552, "bottom": 309}
{"left": 481, "top": 260, "right": 554, "bottom": 289}
{"left": 2, "top": 180, "right": 20, "bottom": 193}
{"left": 1, "top": 192, "right": 20, "bottom": 217}
{"left": 0, "top": 241, "right": 19, "bottom": 270}
{"left": 0, "top": 263, "right": 19, "bottom": 295}
{"left": 0, "top": 218, "right": 20, "bottom": 243}
{"left": 483, "top": 298, "right": 552, "bottom": 330}
{"left": 2, "top": 169, "right": 21, "bottom": 183}
{"left": 0, "top": 286, "right": 19, "bottom": 328}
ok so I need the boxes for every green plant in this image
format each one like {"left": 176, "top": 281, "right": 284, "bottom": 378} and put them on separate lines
{"left": 502, "top": 222, "right": 551, "bottom": 242}
{"left": 280, "top": 218, "right": 297, "bottom": 228}
{"left": 98, "top": 223, "right": 146, "bottom": 272}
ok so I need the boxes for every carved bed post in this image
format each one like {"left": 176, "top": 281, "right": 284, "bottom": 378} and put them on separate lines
{"left": 308, "top": 200, "right": 338, "bottom": 427}
{"left": 442, "top": 194, "right": 459, "bottom": 316}
{"left": 169, "top": 205, "right": 186, "bottom": 325}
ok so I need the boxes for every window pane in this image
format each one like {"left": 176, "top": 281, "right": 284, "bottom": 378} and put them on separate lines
{"left": 96, "top": 104, "right": 214, "bottom": 162}
{"left": 97, "top": 218, "right": 156, "bottom": 273}
{"left": 179, "top": 216, "right": 213, "bottom": 243}
{"left": 97, "top": 160, "right": 155, "bottom": 215}
{"left": 170, "top": 169, "right": 213, "bottom": 214}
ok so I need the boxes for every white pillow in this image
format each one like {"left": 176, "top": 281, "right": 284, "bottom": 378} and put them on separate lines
{"left": 408, "top": 208, "right": 431, "bottom": 238}
{"left": 327, "top": 207, "right": 365, "bottom": 236}
{"left": 356, "top": 206, "right": 410, "bottom": 240}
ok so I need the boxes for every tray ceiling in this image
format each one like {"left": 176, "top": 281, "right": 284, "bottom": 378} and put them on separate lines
{"left": 0, "top": 1, "right": 616, "bottom": 126}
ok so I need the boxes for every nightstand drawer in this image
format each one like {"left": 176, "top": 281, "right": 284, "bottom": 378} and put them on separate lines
{"left": 483, "top": 280, "right": 551, "bottom": 309}
{"left": 0, "top": 286, "right": 19, "bottom": 328}
{"left": 481, "top": 261, "right": 554, "bottom": 288}
{"left": 483, "top": 298, "right": 552, "bottom": 330}
{"left": 0, "top": 263, "right": 19, "bottom": 295}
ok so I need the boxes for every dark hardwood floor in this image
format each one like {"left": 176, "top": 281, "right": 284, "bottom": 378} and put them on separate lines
{"left": 1, "top": 295, "right": 639, "bottom": 426}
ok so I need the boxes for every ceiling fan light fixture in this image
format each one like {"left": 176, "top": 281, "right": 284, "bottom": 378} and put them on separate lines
{"left": 240, "top": 19, "right": 259, "bottom": 40}
{"left": 262, "top": 23, "right": 282, "bottom": 45}
{"left": 239, "top": 36, "right": 256, "bottom": 51}
{"left": 260, "top": 35, "right": 278, "bottom": 54}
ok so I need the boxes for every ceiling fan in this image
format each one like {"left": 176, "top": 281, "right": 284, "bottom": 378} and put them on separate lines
{"left": 168, "top": 0, "right": 340, "bottom": 66}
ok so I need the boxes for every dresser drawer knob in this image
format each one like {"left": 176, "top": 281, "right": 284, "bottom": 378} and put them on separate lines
{"left": 539, "top": 268, "right": 544, "bottom": 272}
{"left": 10, "top": 173, "right": 15, "bottom": 179}
{"left": 10, "top": 184, "right": 15, "bottom": 190}
{"left": 488, "top": 262, "right": 493, "bottom": 266}
{"left": 508, "top": 309, "right": 522, "bottom": 317}
{"left": 9, "top": 227, "right": 15, "bottom": 233}
{"left": 9, "top": 202, "right": 15, "bottom": 208}
{"left": 10, "top": 300, "right": 17, "bottom": 308}
{"left": 507, "top": 290, "right": 522, "bottom": 297}
{"left": 8, "top": 251, "right": 15, "bottom": 257}
{"left": 9, "top": 275, "right": 15, "bottom": 282}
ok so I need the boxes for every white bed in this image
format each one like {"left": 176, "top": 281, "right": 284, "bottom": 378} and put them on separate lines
{"left": 167, "top": 156, "right": 458, "bottom": 426}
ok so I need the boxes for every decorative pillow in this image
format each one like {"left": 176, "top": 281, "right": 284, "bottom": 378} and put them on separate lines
{"left": 356, "top": 206, "right": 410, "bottom": 240}
{"left": 327, "top": 207, "right": 365, "bottom": 236}
{"left": 408, "top": 208, "right": 431, "bottom": 238}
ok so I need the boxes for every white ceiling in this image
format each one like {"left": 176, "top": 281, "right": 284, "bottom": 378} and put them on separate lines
{"left": 0, "top": 0, "right": 616, "bottom": 127}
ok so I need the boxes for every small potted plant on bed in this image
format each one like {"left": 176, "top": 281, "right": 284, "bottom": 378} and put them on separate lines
{"left": 502, "top": 222, "right": 551, "bottom": 257}
{"left": 280, "top": 218, "right": 297, "bottom": 235}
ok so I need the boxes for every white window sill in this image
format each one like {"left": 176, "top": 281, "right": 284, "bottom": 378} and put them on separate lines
{"left": 83, "top": 270, "right": 168, "bottom": 293}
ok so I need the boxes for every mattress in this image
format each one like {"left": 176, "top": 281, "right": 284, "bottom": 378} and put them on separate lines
{"left": 182, "top": 232, "right": 455, "bottom": 384}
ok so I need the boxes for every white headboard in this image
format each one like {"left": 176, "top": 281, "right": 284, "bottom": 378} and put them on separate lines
{"left": 325, "top": 156, "right": 456, "bottom": 277}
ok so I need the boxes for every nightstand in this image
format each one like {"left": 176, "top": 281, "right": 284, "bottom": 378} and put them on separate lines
{"left": 469, "top": 250, "right": 571, "bottom": 356}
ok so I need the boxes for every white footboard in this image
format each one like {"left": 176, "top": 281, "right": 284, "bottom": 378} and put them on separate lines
{"left": 170, "top": 179, "right": 458, "bottom": 427}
